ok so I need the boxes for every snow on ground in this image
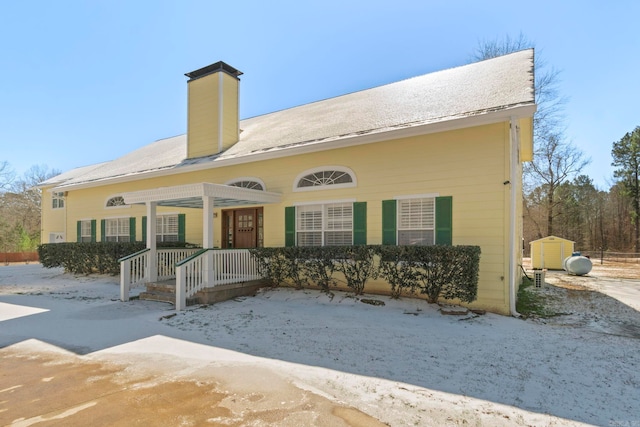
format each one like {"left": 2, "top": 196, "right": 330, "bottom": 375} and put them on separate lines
{"left": 1, "top": 264, "right": 639, "bottom": 426}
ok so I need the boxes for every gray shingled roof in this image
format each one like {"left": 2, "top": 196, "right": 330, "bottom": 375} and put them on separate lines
{"left": 51, "top": 49, "right": 534, "bottom": 189}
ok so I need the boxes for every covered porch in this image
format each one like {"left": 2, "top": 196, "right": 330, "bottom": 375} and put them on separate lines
{"left": 119, "top": 182, "right": 282, "bottom": 310}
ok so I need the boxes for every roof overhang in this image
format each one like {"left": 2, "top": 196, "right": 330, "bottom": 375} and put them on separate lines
{"left": 53, "top": 103, "right": 536, "bottom": 192}
{"left": 122, "top": 182, "right": 282, "bottom": 209}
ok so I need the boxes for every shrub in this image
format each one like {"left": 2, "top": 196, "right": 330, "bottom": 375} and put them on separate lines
{"left": 301, "top": 246, "right": 339, "bottom": 291}
{"left": 411, "top": 245, "right": 481, "bottom": 304}
{"left": 249, "top": 247, "right": 288, "bottom": 287}
{"left": 374, "top": 246, "right": 420, "bottom": 298}
{"left": 37, "top": 242, "right": 198, "bottom": 275}
{"left": 333, "top": 245, "right": 378, "bottom": 295}
{"left": 249, "top": 245, "right": 480, "bottom": 302}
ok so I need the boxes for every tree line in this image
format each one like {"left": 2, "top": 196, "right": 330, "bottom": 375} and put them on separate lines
{"left": 0, "top": 162, "right": 59, "bottom": 253}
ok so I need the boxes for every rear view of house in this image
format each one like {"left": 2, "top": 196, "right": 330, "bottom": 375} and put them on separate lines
{"left": 40, "top": 50, "right": 536, "bottom": 314}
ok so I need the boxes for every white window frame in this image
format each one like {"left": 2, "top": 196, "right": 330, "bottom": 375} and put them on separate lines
{"left": 52, "top": 192, "right": 65, "bottom": 209}
{"left": 295, "top": 199, "right": 355, "bottom": 246}
{"left": 80, "top": 219, "right": 92, "bottom": 243}
{"left": 224, "top": 177, "right": 266, "bottom": 191}
{"left": 395, "top": 193, "right": 438, "bottom": 246}
{"left": 156, "top": 214, "right": 179, "bottom": 242}
{"left": 105, "top": 195, "right": 130, "bottom": 209}
{"left": 293, "top": 166, "right": 356, "bottom": 192}
{"left": 105, "top": 217, "right": 130, "bottom": 242}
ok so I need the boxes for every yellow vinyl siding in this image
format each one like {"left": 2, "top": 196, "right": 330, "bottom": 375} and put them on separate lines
{"left": 187, "top": 74, "right": 220, "bottom": 158}
{"left": 47, "top": 121, "right": 524, "bottom": 314}
{"left": 40, "top": 186, "right": 67, "bottom": 242}
{"left": 221, "top": 72, "right": 239, "bottom": 151}
{"left": 187, "top": 71, "right": 239, "bottom": 158}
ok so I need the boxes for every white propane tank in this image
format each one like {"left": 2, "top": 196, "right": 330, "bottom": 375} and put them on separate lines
{"left": 563, "top": 255, "right": 592, "bottom": 276}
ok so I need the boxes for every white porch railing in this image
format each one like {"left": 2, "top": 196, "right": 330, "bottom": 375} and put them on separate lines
{"left": 120, "top": 248, "right": 149, "bottom": 301}
{"left": 120, "top": 247, "right": 199, "bottom": 301}
{"left": 176, "top": 249, "right": 261, "bottom": 311}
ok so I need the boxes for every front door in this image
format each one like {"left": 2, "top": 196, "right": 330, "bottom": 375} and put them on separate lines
{"left": 222, "top": 207, "right": 263, "bottom": 248}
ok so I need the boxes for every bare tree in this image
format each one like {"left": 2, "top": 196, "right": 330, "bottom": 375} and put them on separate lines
{"left": 0, "top": 164, "right": 60, "bottom": 251}
{"left": 0, "top": 161, "right": 15, "bottom": 192}
{"left": 526, "top": 134, "right": 590, "bottom": 235}
{"left": 472, "top": 33, "right": 589, "bottom": 237}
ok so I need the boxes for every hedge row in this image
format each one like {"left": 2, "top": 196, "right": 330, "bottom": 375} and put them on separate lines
{"left": 37, "top": 242, "right": 198, "bottom": 275}
{"left": 249, "top": 245, "right": 481, "bottom": 304}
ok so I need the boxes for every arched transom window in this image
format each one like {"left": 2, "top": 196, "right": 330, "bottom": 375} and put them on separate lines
{"left": 227, "top": 180, "right": 265, "bottom": 191}
{"left": 294, "top": 167, "right": 356, "bottom": 191}
{"left": 106, "top": 196, "right": 126, "bottom": 207}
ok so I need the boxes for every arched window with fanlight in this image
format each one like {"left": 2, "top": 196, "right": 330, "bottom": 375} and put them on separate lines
{"left": 225, "top": 178, "right": 266, "bottom": 191}
{"left": 106, "top": 196, "right": 127, "bottom": 208}
{"left": 293, "top": 166, "right": 356, "bottom": 192}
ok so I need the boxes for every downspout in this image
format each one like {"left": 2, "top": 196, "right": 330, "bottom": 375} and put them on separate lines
{"left": 509, "top": 117, "right": 521, "bottom": 317}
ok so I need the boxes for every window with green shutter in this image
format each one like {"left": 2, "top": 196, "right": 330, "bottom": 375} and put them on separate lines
{"left": 285, "top": 206, "right": 296, "bottom": 247}
{"left": 78, "top": 220, "right": 95, "bottom": 242}
{"left": 382, "top": 196, "right": 452, "bottom": 246}
{"left": 286, "top": 202, "right": 364, "bottom": 246}
{"left": 353, "top": 202, "right": 367, "bottom": 245}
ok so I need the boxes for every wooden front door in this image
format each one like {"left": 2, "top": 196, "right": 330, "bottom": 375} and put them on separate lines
{"left": 222, "top": 207, "right": 263, "bottom": 249}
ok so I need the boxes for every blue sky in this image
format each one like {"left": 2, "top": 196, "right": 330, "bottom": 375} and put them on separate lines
{"left": 1, "top": 1, "right": 638, "bottom": 190}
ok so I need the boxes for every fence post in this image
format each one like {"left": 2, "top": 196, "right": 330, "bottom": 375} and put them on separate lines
{"left": 176, "top": 264, "right": 186, "bottom": 311}
{"left": 120, "top": 260, "right": 131, "bottom": 302}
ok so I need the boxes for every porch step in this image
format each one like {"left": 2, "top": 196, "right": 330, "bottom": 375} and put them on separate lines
{"left": 138, "top": 281, "right": 199, "bottom": 306}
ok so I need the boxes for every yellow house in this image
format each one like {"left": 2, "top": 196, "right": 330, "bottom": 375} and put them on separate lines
{"left": 530, "top": 236, "right": 575, "bottom": 270}
{"left": 40, "top": 51, "right": 536, "bottom": 315}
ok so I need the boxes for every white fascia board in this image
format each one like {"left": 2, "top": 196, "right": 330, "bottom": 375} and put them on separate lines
{"left": 54, "top": 104, "right": 536, "bottom": 193}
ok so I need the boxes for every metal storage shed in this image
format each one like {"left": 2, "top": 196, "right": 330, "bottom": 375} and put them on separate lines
{"left": 529, "top": 236, "right": 575, "bottom": 269}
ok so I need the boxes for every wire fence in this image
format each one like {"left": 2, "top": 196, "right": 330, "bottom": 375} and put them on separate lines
{"left": 578, "top": 251, "right": 640, "bottom": 264}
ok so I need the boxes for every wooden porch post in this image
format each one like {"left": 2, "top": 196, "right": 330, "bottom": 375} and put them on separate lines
{"left": 203, "top": 196, "right": 214, "bottom": 284}
{"left": 147, "top": 201, "right": 158, "bottom": 283}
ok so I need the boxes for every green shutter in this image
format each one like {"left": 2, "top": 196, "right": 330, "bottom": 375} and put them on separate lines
{"left": 382, "top": 200, "right": 397, "bottom": 245}
{"left": 101, "top": 219, "right": 106, "bottom": 242}
{"left": 435, "top": 196, "right": 453, "bottom": 245}
{"left": 178, "top": 214, "right": 186, "bottom": 243}
{"left": 76, "top": 221, "right": 82, "bottom": 243}
{"left": 353, "top": 202, "right": 367, "bottom": 245}
{"left": 142, "top": 216, "right": 147, "bottom": 243}
{"left": 284, "top": 206, "right": 295, "bottom": 247}
{"left": 129, "top": 217, "right": 136, "bottom": 242}
{"left": 90, "top": 220, "right": 96, "bottom": 243}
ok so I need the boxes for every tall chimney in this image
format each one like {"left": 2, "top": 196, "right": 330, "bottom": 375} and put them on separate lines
{"left": 185, "top": 61, "right": 242, "bottom": 158}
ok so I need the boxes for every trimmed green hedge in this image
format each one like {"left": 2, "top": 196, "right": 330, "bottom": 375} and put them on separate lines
{"left": 250, "top": 245, "right": 480, "bottom": 303}
{"left": 37, "top": 242, "right": 199, "bottom": 275}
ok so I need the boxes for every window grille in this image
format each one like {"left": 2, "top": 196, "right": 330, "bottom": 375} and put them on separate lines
{"left": 105, "top": 218, "right": 130, "bottom": 242}
{"left": 228, "top": 180, "right": 264, "bottom": 191}
{"left": 52, "top": 192, "right": 65, "bottom": 209}
{"left": 297, "top": 170, "right": 353, "bottom": 188}
{"left": 106, "top": 196, "right": 126, "bottom": 207}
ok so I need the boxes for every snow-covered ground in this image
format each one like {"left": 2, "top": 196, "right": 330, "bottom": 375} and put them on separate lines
{"left": 1, "top": 264, "right": 639, "bottom": 426}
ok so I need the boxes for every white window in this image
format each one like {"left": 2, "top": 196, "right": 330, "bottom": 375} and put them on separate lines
{"left": 106, "top": 196, "right": 126, "bottom": 207}
{"left": 80, "top": 220, "right": 92, "bottom": 243}
{"left": 156, "top": 215, "right": 179, "bottom": 242}
{"left": 397, "top": 198, "right": 435, "bottom": 246}
{"left": 105, "top": 218, "right": 130, "bottom": 242}
{"left": 297, "top": 203, "right": 353, "bottom": 246}
{"left": 52, "top": 192, "right": 64, "bottom": 209}
{"left": 294, "top": 166, "right": 356, "bottom": 192}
